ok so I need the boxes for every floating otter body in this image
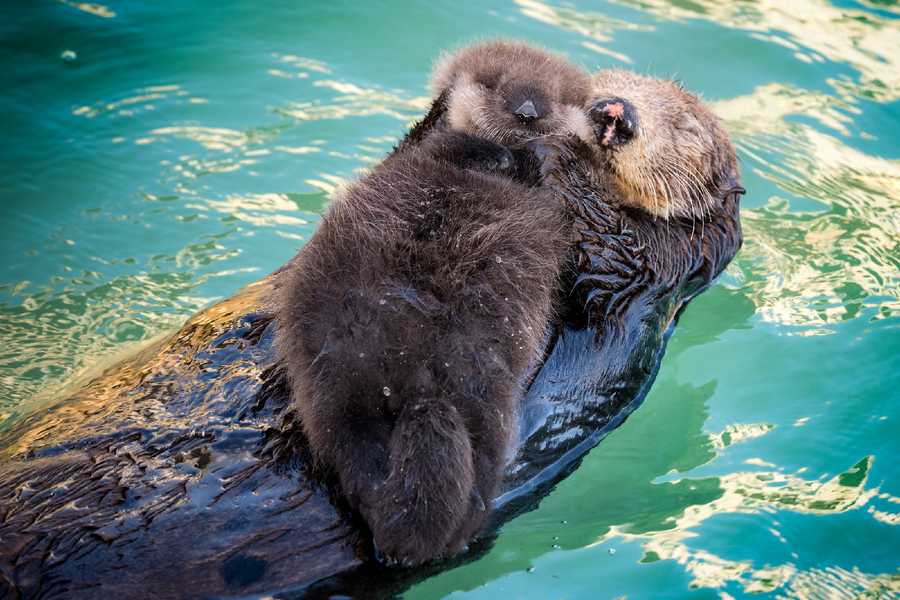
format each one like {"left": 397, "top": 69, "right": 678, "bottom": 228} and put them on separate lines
{"left": 277, "top": 45, "right": 747, "bottom": 567}
{"left": 276, "top": 42, "right": 594, "bottom": 566}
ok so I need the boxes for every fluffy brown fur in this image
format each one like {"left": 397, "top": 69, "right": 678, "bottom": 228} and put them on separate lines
{"left": 582, "top": 69, "right": 742, "bottom": 221}
{"left": 276, "top": 45, "right": 745, "bottom": 568}
{"left": 276, "top": 134, "right": 569, "bottom": 565}
{"left": 430, "top": 40, "right": 593, "bottom": 145}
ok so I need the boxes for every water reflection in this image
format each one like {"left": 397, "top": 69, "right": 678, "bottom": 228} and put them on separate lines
{"left": 72, "top": 85, "right": 198, "bottom": 120}
{"left": 58, "top": 0, "right": 115, "bottom": 19}
{"left": 593, "top": 452, "right": 898, "bottom": 595}
{"left": 268, "top": 53, "right": 332, "bottom": 79}
{"left": 606, "top": 0, "right": 900, "bottom": 100}
{"left": 277, "top": 81, "right": 429, "bottom": 122}
{"left": 715, "top": 83, "right": 900, "bottom": 328}
{"left": 515, "top": 0, "right": 653, "bottom": 44}
{"left": 204, "top": 193, "right": 313, "bottom": 229}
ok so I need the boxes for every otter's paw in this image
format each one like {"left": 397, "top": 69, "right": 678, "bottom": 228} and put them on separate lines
{"left": 368, "top": 509, "right": 442, "bottom": 568}
{"left": 573, "top": 220, "right": 650, "bottom": 319}
{"left": 365, "top": 481, "right": 460, "bottom": 567}
{"left": 523, "top": 135, "right": 569, "bottom": 182}
{"left": 522, "top": 135, "right": 587, "bottom": 185}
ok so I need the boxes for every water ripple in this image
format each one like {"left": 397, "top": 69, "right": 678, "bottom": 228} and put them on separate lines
{"left": 595, "top": 454, "right": 897, "bottom": 596}
{"left": 609, "top": 0, "right": 900, "bottom": 100}
{"left": 715, "top": 84, "right": 900, "bottom": 328}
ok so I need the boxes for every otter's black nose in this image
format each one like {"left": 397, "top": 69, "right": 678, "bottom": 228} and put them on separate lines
{"left": 514, "top": 99, "right": 539, "bottom": 124}
{"left": 589, "top": 97, "right": 637, "bottom": 147}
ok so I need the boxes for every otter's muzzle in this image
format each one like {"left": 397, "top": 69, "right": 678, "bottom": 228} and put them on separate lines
{"left": 589, "top": 97, "right": 637, "bottom": 147}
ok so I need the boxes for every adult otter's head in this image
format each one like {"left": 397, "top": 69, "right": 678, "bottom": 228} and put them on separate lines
{"left": 430, "top": 40, "right": 593, "bottom": 145}
{"left": 586, "top": 69, "right": 743, "bottom": 220}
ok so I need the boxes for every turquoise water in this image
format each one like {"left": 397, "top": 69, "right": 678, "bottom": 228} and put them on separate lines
{"left": 2, "top": 1, "right": 898, "bottom": 597}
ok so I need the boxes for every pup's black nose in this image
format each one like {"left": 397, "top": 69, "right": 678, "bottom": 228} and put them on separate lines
{"left": 514, "top": 99, "right": 539, "bottom": 124}
{"left": 589, "top": 97, "right": 637, "bottom": 147}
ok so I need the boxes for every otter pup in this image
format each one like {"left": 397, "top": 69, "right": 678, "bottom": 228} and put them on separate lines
{"left": 431, "top": 40, "right": 593, "bottom": 144}
{"left": 276, "top": 135, "right": 567, "bottom": 566}
{"left": 276, "top": 43, "right": 593, "bottom": 567}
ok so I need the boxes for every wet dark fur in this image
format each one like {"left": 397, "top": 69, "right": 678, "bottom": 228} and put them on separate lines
{"left": 275, "top": 131, "right": 569, "bottom": 565}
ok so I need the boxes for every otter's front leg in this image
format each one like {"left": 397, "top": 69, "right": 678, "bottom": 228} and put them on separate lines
{"left": 570, "top": 198, "right": 649, "bottom": 320}
{"left": 529, "top": 136, "right": 651, "bottom": 321}
{"left": 421, "top": 131, "right": 516, "bottom": 175}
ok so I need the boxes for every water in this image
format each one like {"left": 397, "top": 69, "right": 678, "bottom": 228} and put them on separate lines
{"left": 1, "top": 1, "right": 898, "bottom": 597}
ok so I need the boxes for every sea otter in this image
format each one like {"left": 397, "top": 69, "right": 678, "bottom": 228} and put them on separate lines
{"left": 275, "top": 42, "right": 594, "bottom": 567}
{"left": 531, "top": 69, "right": 745, "bottom": 323}
{"left": 0, "top": 58, "right": 745, "bottom": 600}
{"left": 502, "top": 72, "right": 745, "bottom": 503}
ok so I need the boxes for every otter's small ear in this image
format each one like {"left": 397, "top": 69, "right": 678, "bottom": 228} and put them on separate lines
{"left": 719, "top": 172, "right": 745, "bottom": 200}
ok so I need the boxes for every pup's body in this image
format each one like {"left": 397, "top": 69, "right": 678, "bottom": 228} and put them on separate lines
{"left": 276, "top": 41, "right": 593, "bottom": 566}
{"left": 276, "top": 134, "right": 567, "bottom": 564}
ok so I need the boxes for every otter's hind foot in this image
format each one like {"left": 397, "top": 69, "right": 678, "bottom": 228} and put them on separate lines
{"left": 364, "top": 397, "right": 478, "bottom": 567}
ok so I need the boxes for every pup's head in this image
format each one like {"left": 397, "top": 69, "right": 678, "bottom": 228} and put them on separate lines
{"left": 431, "top": 40, "right": 593, "bottom": 145}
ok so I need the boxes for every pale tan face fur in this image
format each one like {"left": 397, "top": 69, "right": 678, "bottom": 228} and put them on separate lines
{"left": 431, "top": 41, "right": 594, "bottom": 145}
{"left": 588, "top": 69, "right": 740, "bottom": 220}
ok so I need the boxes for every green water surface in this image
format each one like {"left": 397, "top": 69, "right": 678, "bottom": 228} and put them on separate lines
{"left": 1, "top": 1, "right": 898, "bottom": 598}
